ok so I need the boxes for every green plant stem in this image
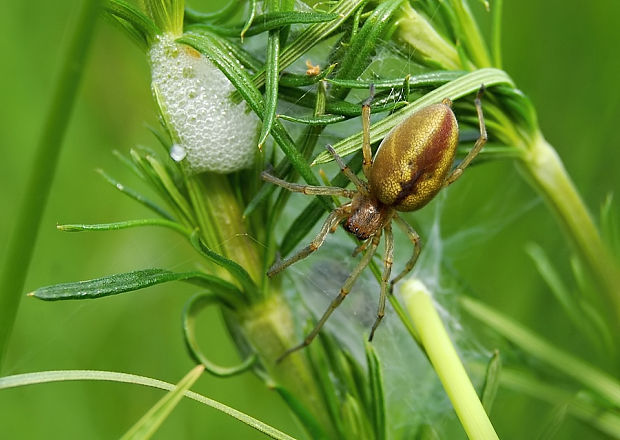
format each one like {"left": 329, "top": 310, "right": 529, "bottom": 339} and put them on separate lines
{"left": 401, "top": 280, "right": 499, "bottom": 440}
{"left": 0, "top": 0, "right": 100, "bottom": 369}
{"left": 395, "top": 3, "right": 461, "bottom": 69}
{"left": 191, "top": 173, "right": 262, "bottom": 288}
{"left": 519, "top": 132, "right": 620, "bottom": 323}
{"left": 240, "top": 295, "right": 338, "bottom": 439}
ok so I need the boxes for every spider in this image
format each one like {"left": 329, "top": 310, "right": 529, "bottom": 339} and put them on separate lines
{"left": 263, "top": 85, "right": 487, "bottom": 361}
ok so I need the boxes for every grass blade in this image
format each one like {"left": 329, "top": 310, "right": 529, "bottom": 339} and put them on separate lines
{"left": 0, "top": 370, "right": 297, "bottom": 440}
{"left": 120, "top": 365, "right": 205, "bottom": 440}
{"left": 0, "top": 0, "right": 101, "bottom": 365}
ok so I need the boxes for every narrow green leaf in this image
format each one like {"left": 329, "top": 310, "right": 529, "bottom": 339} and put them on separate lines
{"left": 257, "top": 0, "right": 282, "bottom": 150}
{"left": 313, "top": 68, "right": 514, "bottom": 164}
{"left": 29, "top": 269, "right": 238, "bottom": 301}
{"left": 183, "top": 293, "right": 257, "bottom": 377}
{"left": 0, "top": 370, "right": 297, "bottom": 440}
{"left": 240, "top": 0, "right": 256, "bottom": 40}
{"left": 277, "top": 114, "right": 346, "bottom": 126}
{"left": 447, "top": 0, "right": 492, "bottom": 67}
{"left": 491, "top": 0, "right": 503, "bottom": 68}
{"left": 365, "top": 341, "right": 386, "bottom": 440}
{"left": 460, "top": 295, "right": 620, "bottom": 407}
{"left": 600, "top": 193, "right": 620, "bottom": 257}
{"left": 187, "top": 12, "right": 339, "bottom": 38}
{"left": 145, "top": 155, "right": 196, "bottom": 226}
{"left": 113, "top": 149, "right": 145, "bottom": 179}
{"left": 96, "top": 169, "right": 175, "bottom": 220}
{"left": 105, "top": 0, "right": 160, "bottom": 48}
{"left": 128, "top": 149, "right": 190, "bottom": 224}
{"left": 326, "top": 71, "right": 465, "bottom": 90}
{"left": 57, "top": 218, "right": 191, "bottom": 237}
{"left": 279, "top": 86, "right": 405, "bottom": 117}
{"left": 189, "top": 231, "right": 257, "bottom": 295}
{"left": 278, "top": 64, "right": 336, "bottom": 88}
{"left": 480, "top": 350, "right": 501, "bottom": 413}
{"left": 341, "top": 394, "right": 374, "bottom": 439}
{"left": 271, "top": 384, "right": 330, "bottom": 440}
{"left": 308, "top": 333, "right": 347, "bottom": 438}
{"left": 121, "top": 365, "right": 205, "bottom": 440}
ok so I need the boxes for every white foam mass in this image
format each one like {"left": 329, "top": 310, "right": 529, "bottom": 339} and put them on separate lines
{"left": 149, "top": 34, "right": 259, "bottom": 174}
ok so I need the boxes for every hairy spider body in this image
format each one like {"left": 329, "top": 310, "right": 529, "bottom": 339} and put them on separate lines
{"left": 263, "top": 86, "right": 487, "bottom": 362}
{"left": 343, "top": 194, "right": 392, "bottom": 240}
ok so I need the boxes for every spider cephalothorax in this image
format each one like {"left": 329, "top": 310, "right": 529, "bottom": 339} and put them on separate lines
{"left": 263, "top": 86, "right": 487, "bottom": 361}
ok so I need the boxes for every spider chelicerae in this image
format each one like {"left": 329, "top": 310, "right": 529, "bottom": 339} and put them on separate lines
{"left": 263, "top": 85, "right": 487, "bottom": 361}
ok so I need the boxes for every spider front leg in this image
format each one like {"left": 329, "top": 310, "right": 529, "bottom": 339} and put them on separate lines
{"left": 261, "top": 171, "right": 356, "bottom": 198}
{"left": 369, "top": 222, "right": 394, "bottom": 341}
{"left": 267, "top": 205, "right": 351, "bottom": 277}
{"left": 277, "top": 232, "right": 382, "bottom": 362}
{"left": 443, "top": 84, "right": 487, "bottom": 187}
{"left": 389, "top": 214, "right": 421, "bottom": 291}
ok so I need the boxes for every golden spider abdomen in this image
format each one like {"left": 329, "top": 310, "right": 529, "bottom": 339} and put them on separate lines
{"left": 368, "top": 102, "right": 458, "bottom": 212}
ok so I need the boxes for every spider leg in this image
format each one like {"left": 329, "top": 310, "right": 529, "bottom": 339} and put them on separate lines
{"left": 352, "top": 237, "right": 371, "bottom": 257}
{"left": 361, "top": 84, "right": 375, "bottom": 178}
{"left": 443, "top": 84, "right": 487, "bottom": 187}
{"left": 389, "top": 214, "right": 421, "bottom": 291}
{"left": 277, "top": 232, "right": 381, "bottom": 362}
{"left": 261, "top": 171, "right": 355, "bottom": 198}
{"left": 369, "top": 222, "right": 393, "bottom": 341}
{"left": 326, "top": 145, "right": 370, "bottom": 195}
{"left": 267, "top": 205, "right": 351, "bottom": 277}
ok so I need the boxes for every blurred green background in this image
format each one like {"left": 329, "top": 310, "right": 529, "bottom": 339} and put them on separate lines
{"left": 1, "top": 0, "right": 619, "bottom": 438}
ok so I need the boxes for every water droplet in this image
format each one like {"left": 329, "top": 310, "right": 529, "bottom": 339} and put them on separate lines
{"left": 170, "top": 144, "right": 187, "bottom": 162}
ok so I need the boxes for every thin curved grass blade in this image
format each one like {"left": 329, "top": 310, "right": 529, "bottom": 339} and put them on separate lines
{"left": 121, "top": 365, "right": 205, "bottom": 440}
{"left": 0, "top": 370, "right": 297, "bottom": 440}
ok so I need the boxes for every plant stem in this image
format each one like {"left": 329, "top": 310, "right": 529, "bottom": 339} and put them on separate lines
{"left": 191, "top": 173, "right": 263, "bottom": 289}
{"left": 401, "top": 280, "right": 499, "bottom": 440}
{"left": 0, "top": 0, "right": 100, "bottom": 369}
{"left": 240, "top": 294, "right": 337, "bottom": 438}
{"left": 519, "top": 132, "right": 620, "bottom": 323}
